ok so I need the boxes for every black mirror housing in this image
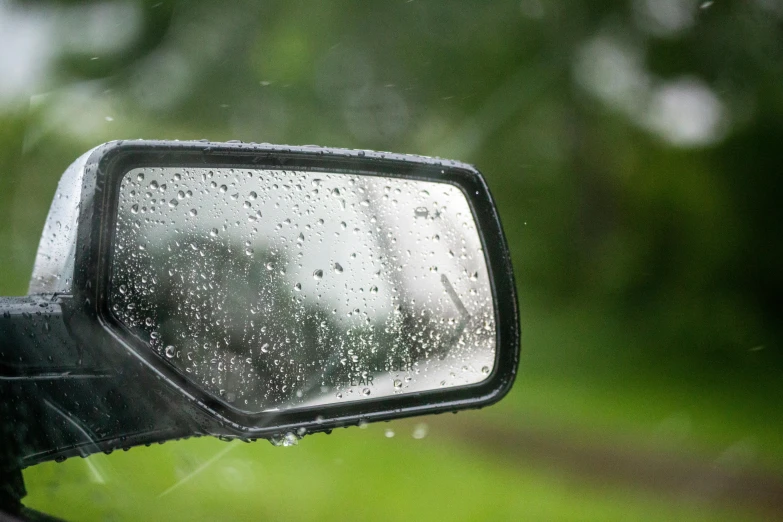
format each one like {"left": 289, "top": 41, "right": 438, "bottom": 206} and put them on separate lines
{"left": 0, "top": 140, "right": 519, "bottom": 467}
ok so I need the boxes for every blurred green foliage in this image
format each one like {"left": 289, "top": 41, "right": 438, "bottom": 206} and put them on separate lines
{"left": 1, "top": 0, "right": 782, "bottom": 520}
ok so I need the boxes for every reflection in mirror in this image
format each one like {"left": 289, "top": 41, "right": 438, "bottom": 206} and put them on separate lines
{"left": 109, "top": 167, "right": 496, "bottom": 413}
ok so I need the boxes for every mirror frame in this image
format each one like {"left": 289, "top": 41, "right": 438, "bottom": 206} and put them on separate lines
{"left": 71, "top": 140, "right": 519, "bottom": 435}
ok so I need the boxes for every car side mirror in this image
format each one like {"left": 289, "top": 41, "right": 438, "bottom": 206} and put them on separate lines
{"left": 0, "top": 140, "right": 519, "bottom": 465}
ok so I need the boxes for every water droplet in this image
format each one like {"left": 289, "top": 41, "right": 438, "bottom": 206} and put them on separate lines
{"left": 333, "top": 263, "right": 344, "bottom": 274}
{"left": 136, "top": 173, "right": 144, "bottom": 182}
{"left": 210, "top": 228, "right": 219, "bottom": 237}
{"left": 189, "top": 209, "right": 198, "bottom": 217}
{"left": 469, "top": 271, "right": 478, "bottom": 281}
{"left": 266, "top": 262, "right": 274, "bottom": 271}
{"left": 481, "top": 366, "right": 490, "bottom": 374}
{"left": 177, "top": 190, "right": 186, "bottom": 200}
{"left": 149, "top": 180, "right": 159, "bottom": 190}
{"left": 270, "top": 432, "right": 300, "bottom": 447}
{"left": 169, "top": 199, "right": 178, "bottom": 208}
{"left": 164, "top": 345, "right": 175, "bottom": 358}
{"left": 412, "top": 423, "right": 429, "bottom": 440}
{"left": 294, "top": 282, "right": 302, "bottom": 291}
{"left": 243, "top": 201, "right": 251, "bottom": 208}
{"left": 245, "top": 248, "right": 254, "bottom": 256}
{"left": 219, "top": 184, "right": 228, "bottom": 193}
{"left": 361, "top": 388, "right": 371, "bottom": 396}
{"left": 313, "top": 269, "right": 324, "bottom": 280}
{"left": 360, "top": 200, "right": 370, "bottom": 207}
{"left": 384, "top": 428, "right": 395, "bottom": 438}
{"left": 393, "top": 379, "right": 402, "bottom": 390}
{"left": 118, "top": 284, "right": 127, "bottom": 294}
{"left": 249, "top": 191, "right": 257, "bottom": 200}
{"left": 369, "top": 286, "right": 378, "bottom": 294}
{"left": 130, "top": 204, "right": 139, "bottom": 214}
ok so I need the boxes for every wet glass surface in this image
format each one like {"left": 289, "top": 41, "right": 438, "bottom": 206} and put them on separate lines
{"left": 110, "top": 167, "right": 495, "bottom": 412}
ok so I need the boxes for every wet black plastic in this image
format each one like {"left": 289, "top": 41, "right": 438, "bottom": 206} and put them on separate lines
{"left": 0, "top": 295, "right": 193, "bottom": 469}
{"left": 0, "top": 140, "right": 520, "bottom": 467}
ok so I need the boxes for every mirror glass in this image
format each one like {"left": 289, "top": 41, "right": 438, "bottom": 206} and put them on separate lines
{"left": 109, "top": 166, "right": 496, "bottom": 413}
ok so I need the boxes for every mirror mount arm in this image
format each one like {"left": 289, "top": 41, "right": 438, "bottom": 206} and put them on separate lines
{"left": 0, "top": 296, "right": 194, "bottom": 469}
{"left": 0, "top": 295, "right": 104, "bottom": 381}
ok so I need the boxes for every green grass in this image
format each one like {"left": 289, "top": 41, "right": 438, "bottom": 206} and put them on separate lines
{"left": 24, "top": 425, "right": 762, "bottom": 522}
